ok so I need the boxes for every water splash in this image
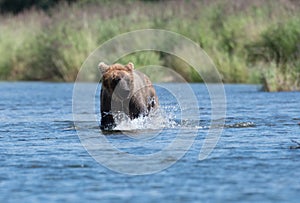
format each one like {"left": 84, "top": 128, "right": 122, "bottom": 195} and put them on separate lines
{"left": 113, "top": 109, "right": 178, "bottom": 131}
{"left": 224, "top": 122, "right": 255, "bottom": 128}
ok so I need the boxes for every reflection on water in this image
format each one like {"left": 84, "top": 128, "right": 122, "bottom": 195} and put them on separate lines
{"left": 1, "top": 82, "right": 300, "bottom": 203}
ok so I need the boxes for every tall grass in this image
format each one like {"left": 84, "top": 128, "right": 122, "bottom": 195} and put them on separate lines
{"left": 0, "top": 0, "right": 299, "bottom": 91}
{"left": 247, "top": 17, "right": 300, "bottom": 91}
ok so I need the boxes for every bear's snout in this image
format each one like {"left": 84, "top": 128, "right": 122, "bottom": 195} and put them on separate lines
{"left": 118, "top": 89, "right": 130, "bottom": 99}
{"left": 114, "top": 79, "right": 131, "bottom": 99}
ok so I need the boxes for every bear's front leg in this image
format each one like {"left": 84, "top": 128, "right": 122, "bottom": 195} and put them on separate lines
{"left": 100, "top": 89, "right": 115, "bottom": 130}
{"left": 100, "top": 112, "right": 115, "bottom": 130}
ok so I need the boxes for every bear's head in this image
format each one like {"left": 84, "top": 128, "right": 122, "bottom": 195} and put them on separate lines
{"left": 99, "top": 62, "right": 134, "bottom": 100}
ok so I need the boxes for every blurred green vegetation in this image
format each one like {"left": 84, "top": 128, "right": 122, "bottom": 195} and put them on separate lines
{"left": 247, "top": 17, "right": 300, "bottom": 91}
{"left": 0, "top": 0, "right": 299, "bottom": 91}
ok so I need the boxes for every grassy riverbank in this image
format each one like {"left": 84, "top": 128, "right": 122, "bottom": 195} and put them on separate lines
{"left": 0, "top": 0, "right": 299, "bottom": 91}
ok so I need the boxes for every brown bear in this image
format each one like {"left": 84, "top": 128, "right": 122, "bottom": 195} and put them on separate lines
{"left": 98, "top": 62, "right": 159, "bottom": 130}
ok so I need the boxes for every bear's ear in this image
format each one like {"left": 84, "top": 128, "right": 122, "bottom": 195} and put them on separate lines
{"left": 127, "top": 62, "right": 134, "bottom": 71}
{"left": 98, "top": 62, "right": 109, "bottom": 74}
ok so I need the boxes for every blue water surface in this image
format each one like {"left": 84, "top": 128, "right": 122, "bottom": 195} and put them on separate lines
{"left": 0, "top": 82, "right": 299, "bottom": 203}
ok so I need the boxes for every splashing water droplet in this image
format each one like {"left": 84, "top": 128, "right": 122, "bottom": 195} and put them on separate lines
{"left": 113, "top": 108, "right": 179, "bottom": 131}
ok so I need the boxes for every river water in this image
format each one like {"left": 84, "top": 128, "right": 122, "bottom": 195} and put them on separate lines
{"left": 0, "top": 82, "right": 299, "bottom": 202}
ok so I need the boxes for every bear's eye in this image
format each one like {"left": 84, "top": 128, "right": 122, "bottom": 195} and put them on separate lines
{"left": 113, "top": 78, "right": 121, "bottom": 83}
{"left": 112, "top": 78, "right": 121, "bottom": 87}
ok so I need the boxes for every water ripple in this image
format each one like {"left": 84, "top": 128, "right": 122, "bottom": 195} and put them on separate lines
{"left": 1, "top": 82, "right": 300, "bottom": 203}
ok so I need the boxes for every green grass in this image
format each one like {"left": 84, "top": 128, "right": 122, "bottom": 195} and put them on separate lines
{"left": 0, "top": 0, "right": 299, "bottom": 91}
{"left": 247, "top": 17, "right": 300, "bottom": 91}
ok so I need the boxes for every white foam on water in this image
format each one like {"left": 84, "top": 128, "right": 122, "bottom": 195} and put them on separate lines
{"left": 113, "top": 108, "right": 179, "bottom": 131}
